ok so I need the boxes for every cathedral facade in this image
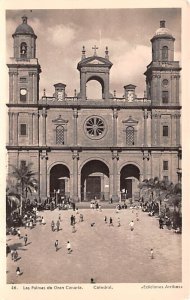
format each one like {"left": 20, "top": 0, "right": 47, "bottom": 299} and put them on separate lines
{"left": 7, "top": 16, "right": 182, "bottom": 202}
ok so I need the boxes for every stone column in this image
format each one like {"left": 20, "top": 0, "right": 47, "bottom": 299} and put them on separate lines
{"left": 29, "top": 113, "right": 33, "bottom": 145}
{"left": 157, "top": 113, "right": 161, "bottom": 146}
{"left": 176, "top": 113, "right": 181, "bottom": 146}
{"left": 29, "top": 72, "right": 33, "bottom": 103}
{"left": 33, "top": 73, "right": 37, "bottom": 103}
{"left": 13, "top": 112, "right": 19, "bottom": 146}
{"left": 112, "top": 150, "right": 119, "bottom": 201}
{"left": 113, "top": 108, "right": 118, "bottom": 146}
{"left": 40, "top": 150, "right": 48, "bottom": 200}
{"left": 9, "top": 72, "right": 14, "bottom": 103}
{"left": 171, "top": 75, "right": 174, "bottom": 103}
{"left": 104, "top": 72, "right": 109, "bottom": 99}
{"left": 72, "top": 150, "right": 79, "bottom": 201}
{"left": 80, "top": 72, "right": 86, "bottom": 99}
{"left": 42, "top": 108, "right": 47, "bottom": 146}
{"left": 73, "top": 109, "right": 78, "bottom": 145}
{"left": 157, "top": 75, "right": 161, "bottom": 101}
{"left": 8, "top": 112, "right": 13, "bottom": 145}
{"left": 143, "top": 109, "right": 148, "bottom": 146}
{"left": 170, "top": 114, "right": 174, "bottom": 146}
{"left": 13, "top": 72, "right": 18, "bottom": 103}
{"left": 176, "top": 75, "right": 180, "bottom": 104}
{"left": 33, "top": 112, "right": 39, "bottom": 145}
{"left": 151, "top": 75, "right": 157, "bottom": 102}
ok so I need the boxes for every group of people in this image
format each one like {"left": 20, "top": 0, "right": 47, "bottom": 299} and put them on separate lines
{"left": 7, "top": 199, "right": 161, "bottom": 281}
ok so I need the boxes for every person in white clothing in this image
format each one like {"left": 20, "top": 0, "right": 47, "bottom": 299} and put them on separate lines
{"left": 129, "top": 220, "right": 134, "bottom": 231}
{"left": 67, "top": 241, "right": 72, "bottom": 254}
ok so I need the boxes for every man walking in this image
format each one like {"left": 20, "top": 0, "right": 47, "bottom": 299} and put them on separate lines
{"left": 51, "top": 220, "right": 55, "bottom": 232}
{"left": 56, "top": 220, "right": 60, "bottom": 231}
{"left": 24, "top": 234, "right": 28, "bottom": 246}
{"left": 55, "top": 240, "right": 59, "bottom": 251}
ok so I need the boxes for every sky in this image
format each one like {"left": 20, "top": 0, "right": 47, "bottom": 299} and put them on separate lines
{"left": 6, "top": 8, "right": 181, "bottom": 98}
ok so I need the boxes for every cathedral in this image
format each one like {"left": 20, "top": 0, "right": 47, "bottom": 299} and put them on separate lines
{"left": 7, "top": 16, "right": 181, "bottom": 202}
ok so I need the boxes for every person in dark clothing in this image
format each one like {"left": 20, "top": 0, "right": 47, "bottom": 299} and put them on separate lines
{"left": 24, "top": 234, "right": 28, "bottom": 246}
{"left": 159, "top": 218, "right": 164, "bottom": 229}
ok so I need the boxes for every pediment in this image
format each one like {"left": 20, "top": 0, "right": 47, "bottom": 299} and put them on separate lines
{"left": 122, "top": 116, "right": 138, "bottom": 124}
{"left": 77, "top": 56, "right": 112, "bottom": 70}
{"left": 52, "top": 115, "right": 68, "bottom": 124}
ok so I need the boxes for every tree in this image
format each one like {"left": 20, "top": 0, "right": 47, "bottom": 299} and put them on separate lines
{"left": 10, "top": 163, "right": 38, "bottom": 215}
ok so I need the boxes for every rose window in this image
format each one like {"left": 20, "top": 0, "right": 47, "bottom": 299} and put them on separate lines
{"left": 85, "top": 116, "right": 106, "bottom": 139}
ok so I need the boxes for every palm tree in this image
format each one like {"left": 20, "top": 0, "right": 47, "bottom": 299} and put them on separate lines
{"left": 10, "top": 163, "right": 38, "bottom": 215}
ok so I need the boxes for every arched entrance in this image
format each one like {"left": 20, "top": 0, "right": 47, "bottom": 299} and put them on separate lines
{"left": 86, "top": 76, "right": 104, "bottom": 99}
{"left": 81, "top": 160, "right": 109, "bottom": 201}
{"left": 120, "top": 164, "right": 140, "bottom": 200}
{"left": 50, "top": 164, "right": 70, "bottom": 199}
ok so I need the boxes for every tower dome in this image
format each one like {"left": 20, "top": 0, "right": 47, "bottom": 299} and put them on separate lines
{"left": 13, "top": 16, "right": 36, "bottom": 37}
{"left": 152, "top": 20, "right": 174, "bottom": 39}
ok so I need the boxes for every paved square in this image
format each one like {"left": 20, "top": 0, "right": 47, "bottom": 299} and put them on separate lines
{"left": 6, "top": 208, "right": 181, "bottom": 283}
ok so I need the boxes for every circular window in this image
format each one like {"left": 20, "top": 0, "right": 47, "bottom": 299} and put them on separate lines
{"left": 84, "top": 116, "right": 107, "bottom": 139}
{"left": 162, "top": 79, "right": 169, "bottom": 87}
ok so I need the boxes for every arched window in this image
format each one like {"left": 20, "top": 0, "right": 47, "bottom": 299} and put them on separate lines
{"left": 162, "top": 46, "right": 168, "bottom": 61}
{"left": 56, "top": 126, "right": 64, "bottom": 144}
{"left": 20, "top": 42, "right": 27, "bottom": 58}
{"left": 126, "top": 126, "right": 134, "bottom": 145}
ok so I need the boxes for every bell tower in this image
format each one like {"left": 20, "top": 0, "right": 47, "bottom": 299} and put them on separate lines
{"left": 144, "top": 20, "right": 181, "bottom": 105}
{"left": 7, "top": 16, "right": 41, "bottom": 104}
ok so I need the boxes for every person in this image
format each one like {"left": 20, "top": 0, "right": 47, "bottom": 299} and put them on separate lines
{"left": 150, "top": 248, "right": 154, "bottom": 259}
{"left": 79, "top": 214, "right": 83, "bottom": 222}
{"left": 56, "top": 220, "right": 60, "bottom": 231}
{"left": 67, "top": 241, "right": 72, "bottom": 254}
{"left": 129, "top": 220, "right": 134, "bottom": 231}
{"left": 41, "top": 217, "right": 45, "bottom": 225}
{"left": 159, "top": 217, "right": 164, "bottom": 229}
{"left": 6, "top": 244, "right": 10, "bottom": 256}
{"left": 13, "top": 249, "right": 18, "bottom": 262}
{"left": 55, "top": 240, "right": 59, "bottom": 251}
{"left": 104, "top": 216, "right": 107, "bottom": 224}
{"left": 117, "top": 217, "right": 121, "bottom": 227}
{"left": 11, "top": 249, "right": 14, "bottom": 260}
{"left": 24, "top": 234, "right": 28, "bottom": 246}
{"left": 51, "top": 220, "right": 55, "bottom": 232}
{"left": 91, "top": 278, "right": 95, "bottom": 283}
{"left": 17, "top": 229, "right": 21, "bottom": 239}
{"left": 29, "top": 220, "right": 33, "bottom": 229}
{"left": 70, "top": 215, "right": 74, "bottom": 226}
{"left": 16, "top": 267, "right": 21, "bottom": 276}
{"left": 99, "top": 205, "right": 102, "bottom": 212}
{"left": 136, "top": 212, "right": 139, "bottom": 221}
{"left": 76, "top": 208, "right": 79, "bottom": 214}
{"left": 109, "top": 217, "right": 113, "bottom": 226}
{"left": 58, "top": 214, "right": 61, "bottom": 222}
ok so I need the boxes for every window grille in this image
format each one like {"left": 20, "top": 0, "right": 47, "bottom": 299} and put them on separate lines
{"left": 126, "top": 126, "right": 134, "bottom": 145}
{"left": 56, "top": 125, "right": 64, "bottom": 144}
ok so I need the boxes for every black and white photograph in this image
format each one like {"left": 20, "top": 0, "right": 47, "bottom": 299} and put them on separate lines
{"left": 1, "top": 1, "right": 190, "bottom": 299}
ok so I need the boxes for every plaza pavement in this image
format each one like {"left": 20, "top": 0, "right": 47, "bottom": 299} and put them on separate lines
{"left": 6, "top": 207, "right": 182, "bottom": 284}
